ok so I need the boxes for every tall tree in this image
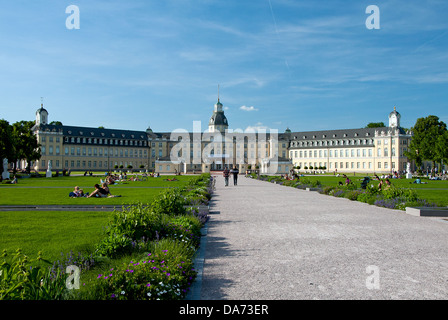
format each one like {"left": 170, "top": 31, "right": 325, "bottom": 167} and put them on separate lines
{"left": 0, "top": 119, "right": 14, "bottom": 174}
{"left": 11, "top": 121, "right": 41, "bottom": 174}
{"left": 406, "top": 115, "right": 448, "bottom": 173}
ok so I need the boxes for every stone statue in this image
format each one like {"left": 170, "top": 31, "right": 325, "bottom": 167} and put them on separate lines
{"left": 406, "top": 162, "right": 412, "bottom": 179}
{"left": 2, "top": 158, "right": 10, "bottom": 180}
{"left": 46, "top": 160, "right": 52, "bottom": 178}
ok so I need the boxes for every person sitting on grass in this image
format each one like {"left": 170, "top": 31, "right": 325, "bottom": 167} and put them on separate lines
{"left": 411, "top": 178, "right": 427, "bottom": 184}
{"left": 345, "top": 177, "right": 351, "bottom": 186}
{"left": 87, "top": 184, "right": 109, "bottom": 198}
{"left": 69, "top": 186, "right": 87, "bottom": 197}
{"left": 11, "top": 175, "right": 18, "bottom": 184}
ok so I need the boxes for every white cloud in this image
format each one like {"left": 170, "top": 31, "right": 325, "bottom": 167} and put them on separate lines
{"left": 240, "top": 105, "right": 258, "bottom": 112}
{"left": 245, "top": 122, "right": 270, "bottom": 132}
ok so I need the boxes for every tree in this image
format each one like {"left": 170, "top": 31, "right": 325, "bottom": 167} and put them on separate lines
{"left": 0, "top": 119, "right": 14, "bottom": 174}
{"left": 434, "top": 130, "right": 448, "bottom": 169}
{"left": 366, "top": 122, "right": 385, "bottom": 128}
{"left": 49, "top": 121, "right": 63, "bottom": 126}
{"left": 405, "top": 115, "right": 448, "bottom": 174}
{"left": 11, "top": 121, "right": 41, "bottom": 174}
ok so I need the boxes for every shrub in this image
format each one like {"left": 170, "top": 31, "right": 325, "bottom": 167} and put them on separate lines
{"left": 89, "top": 239, "right": 197, "bottom": 300}
{"left": 357, "top": 192, "right": 376, "bottom": 204}
{"left": 161, "top": 215, "right": 202, "bottom": 248}
{"left": 344, "top": 190, "right": 363, "bottom": 201}
{"left": 381, "top": 186, "right": 418, "bottom": 202}
{"left": 95, "top": 203, "right": 165, "bottom": 258}
{"left": 332, "top": 189, "right": 346, "bottom": 198}
{"left": 322, "top": 186, "right": 335, "bottom": 195}
{"left": 0, "top": 249, "right": 68, "bottom": 300}
{"left": 151, "top": 189, "right": 187, "bottom": 216}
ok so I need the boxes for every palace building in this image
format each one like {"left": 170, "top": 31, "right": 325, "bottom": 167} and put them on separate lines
{"left": 287, "top": 107, "right": 413, "bottom": 173}
{"left": 30, "top": 98, "right": 413, "bottom": 175}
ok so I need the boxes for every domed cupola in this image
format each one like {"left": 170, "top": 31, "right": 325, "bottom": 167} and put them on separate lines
{"left": 35, "top": 102, "right": 49, "bottom": 126}
{"left": 389, "top": 106, "right": 401, "bottom": 128}
{"left": 208, "top": 93, "right": 229, "bottom": 133}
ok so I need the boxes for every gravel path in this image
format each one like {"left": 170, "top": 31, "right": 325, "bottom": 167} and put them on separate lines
{"left": 199, "top": 175, "right": 448, "bottom": 300}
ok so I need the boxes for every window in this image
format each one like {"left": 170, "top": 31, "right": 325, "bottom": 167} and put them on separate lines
{"left": 384, "top": 162, "right": 388, "bottom": 169}
{"left": 49, "top": 146, "right": 53, "bottom": 155}
{"left": 377, "top": 148, "right": 381, "bottom": 157}
{"left": 65, "top": 147, "right": 69, "bottom": 155}
{"left": 41, "top": 146, "right": 46, "bottom": 155}
{"left": 384, "top": 148, "right": 388, "bottom": 157}
{"left": 378, "top": 162, "right": 381, "bottom": 169}
{"left": 56, "top": 146, "right": 60, "bottom": 155}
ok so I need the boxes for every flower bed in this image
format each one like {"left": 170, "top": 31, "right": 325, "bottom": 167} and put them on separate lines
{"left": 250, "top": 174, "right": 439, "bottom": 211}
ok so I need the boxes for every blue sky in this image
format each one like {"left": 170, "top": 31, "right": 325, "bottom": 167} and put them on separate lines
{"left": 0, "top": 0, "right": 447, "bottom": 133}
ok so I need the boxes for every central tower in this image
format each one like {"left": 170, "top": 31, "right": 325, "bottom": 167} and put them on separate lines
{"left": 208, "top": 86, "right": 229, "bottom": 133}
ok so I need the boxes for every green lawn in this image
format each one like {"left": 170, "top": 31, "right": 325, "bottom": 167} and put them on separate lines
{"left": 296, "top": 174, "right": 448, "bottom": 206}
{"left": 0, "top": 211, "right": 111, "bottom": 263}
{"left": 0, "top": 174, "right": 196, "bottom": 263}
{"left": 0, "top": 174, "right": 193, "bottom": 205}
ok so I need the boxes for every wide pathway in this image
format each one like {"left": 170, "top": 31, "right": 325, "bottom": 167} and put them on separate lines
{"left": 199, "top": 175, "right": 448, "bottom": 299}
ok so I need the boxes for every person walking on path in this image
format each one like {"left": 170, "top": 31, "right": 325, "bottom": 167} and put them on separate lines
{"left": 230, "top": 165, "right": 239, "bottom": 185}
{"left": 223, "top": 166, "right": 230, "bottom": 186}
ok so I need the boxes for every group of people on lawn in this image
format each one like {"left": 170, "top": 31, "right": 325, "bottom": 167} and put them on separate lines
{"left": 70, "top": 182, "right": 119, "bottom": 198}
